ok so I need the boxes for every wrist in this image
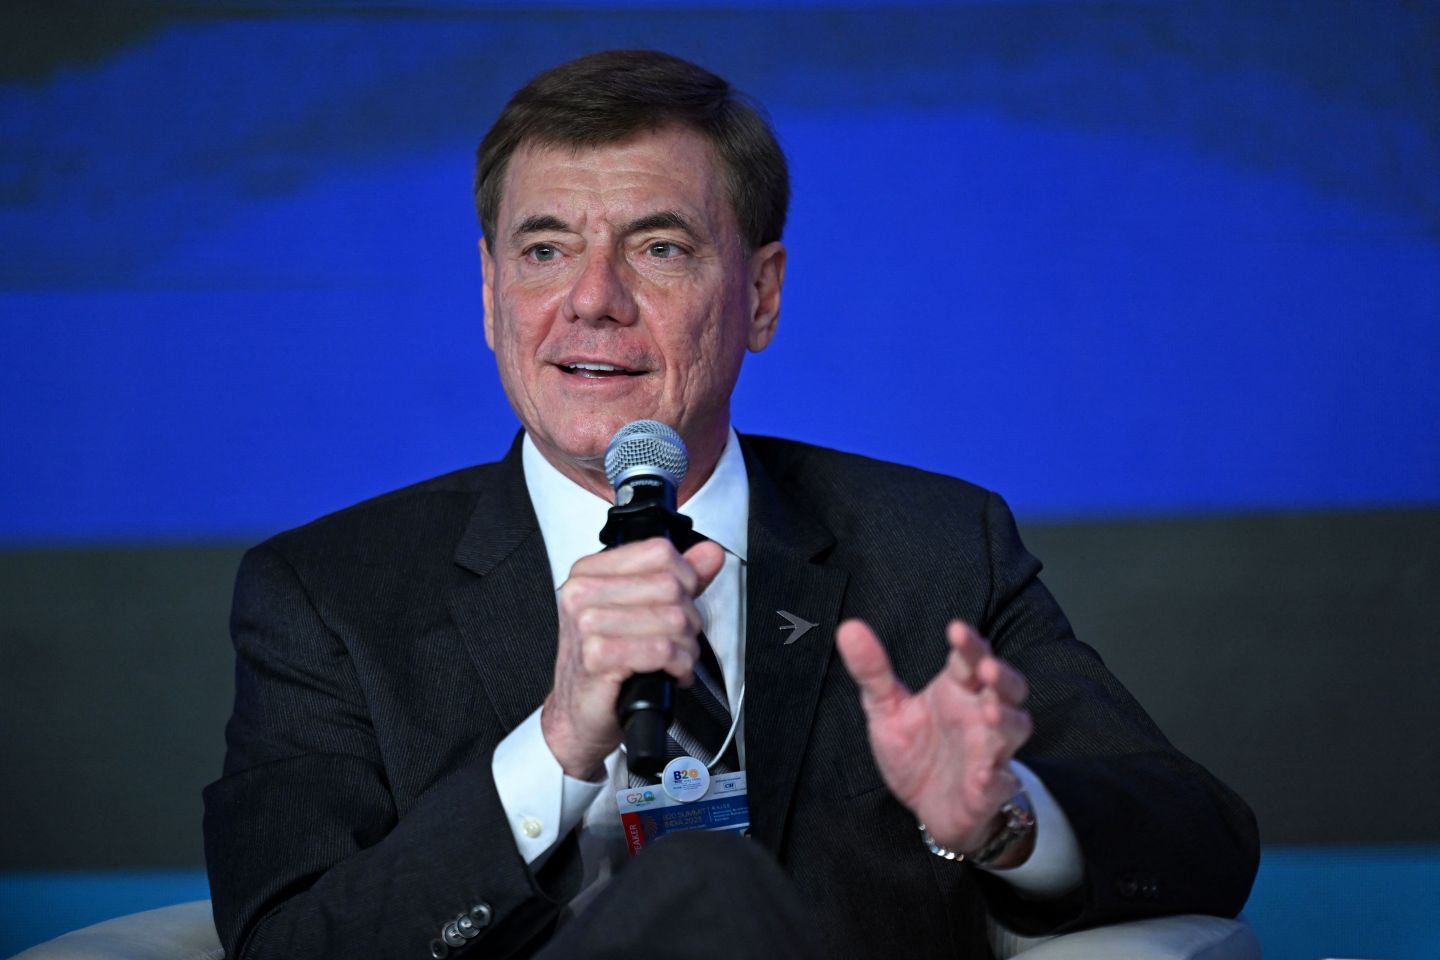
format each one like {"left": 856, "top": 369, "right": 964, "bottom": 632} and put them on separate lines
{"left": 920, "top": 788, "right": 1036, "bottom": 869}
{"left": 539, "top": 697, "right": 607, "bottom": 781}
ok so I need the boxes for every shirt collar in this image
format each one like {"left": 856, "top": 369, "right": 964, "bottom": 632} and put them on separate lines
{"left": 522, "top": 429, "right": 750, "bottom": 589}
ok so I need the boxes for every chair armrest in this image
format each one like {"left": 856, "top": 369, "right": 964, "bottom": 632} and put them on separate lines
{"left": 992, "top": 913, "right": 1259, "bottom": 960}
{"left": 11, "top": 900, "right": 223, "bottom": 960}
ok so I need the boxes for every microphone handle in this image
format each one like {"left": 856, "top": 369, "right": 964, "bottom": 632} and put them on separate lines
{"left": 618, "top": 673, "right": 674, "bottom": 779}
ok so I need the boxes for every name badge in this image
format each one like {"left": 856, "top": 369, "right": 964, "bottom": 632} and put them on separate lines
{"left": 615, "top": 760, "right": 749, "bottom": 857}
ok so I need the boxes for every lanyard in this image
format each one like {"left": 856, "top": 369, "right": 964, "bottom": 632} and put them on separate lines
{"left": 704, "top": 683, "right": 745, "bottom": 771}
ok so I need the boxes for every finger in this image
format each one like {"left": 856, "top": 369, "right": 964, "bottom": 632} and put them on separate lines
{"left": 944, "top": 621, "right": 988, "bottom": 692}
{"left": 943, "top": 648, "right": 979, "bottom": 692}
{"left": 836, "top": 618, "right": 908, "bottom": 714}
{"left": 580, "top": 633, "right": 697, "bottom": 685}
{"left": 574, "top": 603, "right": 703, "bottom": 641}
{"left": 683, "top": 540, "right": 727, "bottom": 596}
{"left": 948, "top": 620, "right": 993, "bottom": 662}
{"left": 570, "top": 538, "right": 693, "bottom": 586}
{"left": 977, "top": 654, "right": 1029, "bottom": 707}
{"left": 562, "top": 569, "right": 694, "bottom": 610}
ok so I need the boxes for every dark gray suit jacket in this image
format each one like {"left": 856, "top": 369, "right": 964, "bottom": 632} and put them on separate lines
{"left": 203, "top": 434, "right": 1258, "bottom": 959}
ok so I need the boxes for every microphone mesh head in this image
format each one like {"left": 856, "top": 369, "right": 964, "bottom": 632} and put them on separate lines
{"left": 604, "top": 420, "right": 688, "bottom": 490}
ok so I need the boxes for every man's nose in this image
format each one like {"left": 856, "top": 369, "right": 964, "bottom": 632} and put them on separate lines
{"left": 564, "top": 250, "right": 639, "bottom": 326}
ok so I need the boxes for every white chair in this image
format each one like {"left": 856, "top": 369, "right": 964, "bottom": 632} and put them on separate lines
{"left": 12, "top": 901, "right": 222, "bottom": 960}
{"left": 992, "top": 912, "right": 1260, "bottom": 959}
{"left": 12, "top": 899, "right": 1259, "bottom": 959}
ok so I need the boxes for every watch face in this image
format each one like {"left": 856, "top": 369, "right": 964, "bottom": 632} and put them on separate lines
{"left": 972, "top": 790, "right": 1036, "bottom": 866}
{"left": 1002, "top": 793, "right": 1037, "bottom": 830}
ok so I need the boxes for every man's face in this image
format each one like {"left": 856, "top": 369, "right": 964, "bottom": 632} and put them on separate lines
{"left": 481, "top": 125, "right": 784, "bottom": 494}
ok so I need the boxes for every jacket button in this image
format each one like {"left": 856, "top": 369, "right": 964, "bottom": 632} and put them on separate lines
{"left": 442, "top": 922, "right": 466, "bottom": 947}
{"left": 456, "top": 914, "right": 480, "bottom": 939}
{"left": 429, "top": 939, "right": 450, "bottom": 959}
{"left": 1117, "top": 877, "right": 1139, "bottom": 898}
{"left": 469, "top": 902, "right": 493, "bottom": 928}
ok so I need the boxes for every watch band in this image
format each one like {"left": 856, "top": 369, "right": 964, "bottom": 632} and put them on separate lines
{"left": 919, "top": 788, "right": 1036, "bottom": 867}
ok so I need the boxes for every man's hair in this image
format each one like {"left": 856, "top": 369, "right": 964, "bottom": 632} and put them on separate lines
{"left": 475, "top": 50, "right": 789, "bottom": 253}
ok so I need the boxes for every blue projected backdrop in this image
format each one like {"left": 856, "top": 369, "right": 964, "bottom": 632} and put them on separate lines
{"left": 2, "top": 3, "right": 1437, "bottom": 543}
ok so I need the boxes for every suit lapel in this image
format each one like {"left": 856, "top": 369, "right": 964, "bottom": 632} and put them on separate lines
{"left": 447, "top": 436, "right": 559, "bottom": 733}
{"left": 741, "top": 440, "right": 849, "bottom": 853}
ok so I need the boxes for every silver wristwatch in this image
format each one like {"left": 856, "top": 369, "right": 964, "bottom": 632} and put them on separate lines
{"left": 919, "top": 789, "right": 1036, "bottom": 866}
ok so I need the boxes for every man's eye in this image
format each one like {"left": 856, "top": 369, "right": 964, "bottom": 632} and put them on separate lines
{"left": 647, "top": 241, "right": 683, "bottom": 259}
{"left": 526, "top": 244, "right": 559, "bottom": 262}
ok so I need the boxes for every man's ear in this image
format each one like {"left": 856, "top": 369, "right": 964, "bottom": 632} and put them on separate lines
{"left": 746, "top": 241, "right": 786, "bottom": 353}
{"left": 479, "top": 238, "right": 497, "bottom": 351}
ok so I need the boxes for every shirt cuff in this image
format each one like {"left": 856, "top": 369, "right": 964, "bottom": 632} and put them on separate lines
{"left": 491, "top": 705, "right": 606, "bottom": 867}
{"left": 977, "top": 760, "right": 1084, "bottom": 897}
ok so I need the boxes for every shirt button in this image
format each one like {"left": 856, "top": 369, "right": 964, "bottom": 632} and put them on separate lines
{"left": 521, "top": 816, "right": 543, "bottom": 838}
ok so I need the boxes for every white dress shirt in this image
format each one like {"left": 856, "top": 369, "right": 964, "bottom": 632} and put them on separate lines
{"left": 490, "top": 430, "right": 1081, "bottom": 902}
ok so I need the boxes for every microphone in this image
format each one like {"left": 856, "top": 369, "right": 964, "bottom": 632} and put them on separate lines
{"left": 599, "top": 420, "right": 694, "bottom": 778}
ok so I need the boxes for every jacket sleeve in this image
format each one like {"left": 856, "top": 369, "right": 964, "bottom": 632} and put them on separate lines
{"left": 971, "top": 492, "right": 1260, "bottom": 936}
{"left": 202, "top": 543, "right": 574, "bottom": 960}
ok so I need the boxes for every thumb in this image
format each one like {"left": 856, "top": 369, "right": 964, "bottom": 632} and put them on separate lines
{"left": 683, "top": 540, "right": 727, "bottom": 596}
{"left": 836, "top": 618, "right": 906, "bottom": 715}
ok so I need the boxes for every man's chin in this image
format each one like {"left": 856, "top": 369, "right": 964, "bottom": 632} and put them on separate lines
{"left": 529, "top": 422, "right": 631, "bottom": 470}
{"left": 568, "top": 448, "right": 607, "bottom": 469}
{"left": 567, "top": 412, "right": 665, "bottom": 449}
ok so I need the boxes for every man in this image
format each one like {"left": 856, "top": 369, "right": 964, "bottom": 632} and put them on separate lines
{"left": 204, "top": 50, "right": 1257, "bottom": 960}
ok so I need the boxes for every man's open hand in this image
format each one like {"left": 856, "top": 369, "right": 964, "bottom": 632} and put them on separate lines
{"left": 541, "top": 538, "right": 726, "bottom": 780}
{"left": 836, "top": 619, "right": 1033, "bottom": 860}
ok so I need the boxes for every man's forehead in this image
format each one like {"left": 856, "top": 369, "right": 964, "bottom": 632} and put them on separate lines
{"left": 496, "top": 127, "right": 729, "bottom": 228}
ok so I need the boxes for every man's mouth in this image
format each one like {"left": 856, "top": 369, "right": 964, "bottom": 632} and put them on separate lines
{"left": 558, "top": 362, "right": 645, "bottom": 379}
